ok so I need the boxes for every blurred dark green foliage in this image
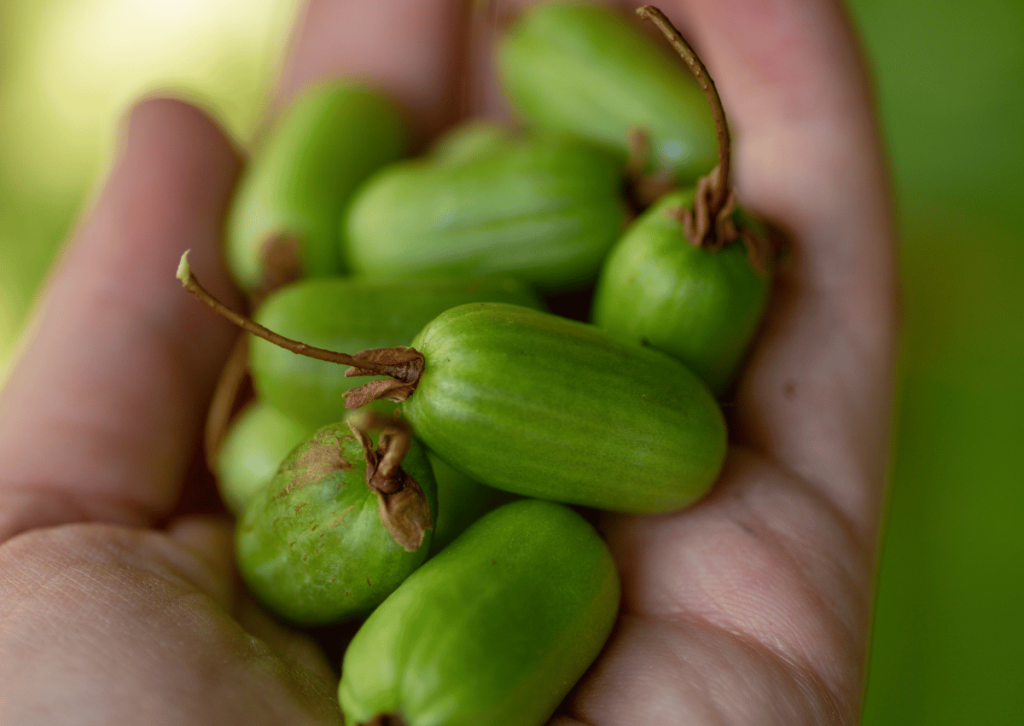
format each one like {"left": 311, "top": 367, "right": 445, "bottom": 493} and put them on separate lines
{"left": 851, "top": 0, "right": 1024, "bottom": 723}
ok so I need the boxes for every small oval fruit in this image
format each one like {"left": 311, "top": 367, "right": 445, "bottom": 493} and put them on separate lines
{"left": 427, "top": 455, "right": 514, "bottom": 554}
{"left": 342, "top": 135, "right": 627, "bottom": 291}
{"left": 593, "top": 189, "right": 770, "bottom": 394}
{"left": 590, "top": 8, "right": 772, "bottom": 395}
{"left": 215, "top": 400, "right": 309, "bottom": 515}
{"left": 217, "top": 397, "right": 509, "bottom": 553}
{"left": 226, "top": 82, "right": 407, "bottom": 293}
{"left": 498, "top": 2, "right": 716, "bottom": 185}
{"left": 236, "top": 420, "right": 436, "bottom": 626}
{"left": 430, "top": 119, "right": 514, "bottom": 165}
{"left": 396, "top": 303, "right": 726, "bottom": 514}
{"left": 251, "top": 275, "right": 544, "bottom": 427}
{"left": 338, "top": 499, "right": 620, "bottom": 726}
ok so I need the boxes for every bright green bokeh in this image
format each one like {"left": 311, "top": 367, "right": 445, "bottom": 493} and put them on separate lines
{"left": 0, "top": 0, "right": 300, "bottom": 374}
{"left": 1, "top": 1, "right": 1022, "bottom": 723}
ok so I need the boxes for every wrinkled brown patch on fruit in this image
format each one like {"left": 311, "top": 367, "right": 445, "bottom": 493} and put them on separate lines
{"left": 258, "top": 232, "right": 302, "bottom": 296}
{"left": 279, "top": 432, "right": 352, "bottom": 496}
{"left": 360, "top": 714, "right": 407, "bottom": 726}
{"left": 348, "top": 412, "right": 433, "bottom": 552}
{"left": 343, "top": 347, "right": 425, "bottom": 409}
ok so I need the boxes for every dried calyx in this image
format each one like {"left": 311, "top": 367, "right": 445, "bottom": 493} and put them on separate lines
{"left": 176, "top": 251, "right": 425, "bottom": 407}
{"left": 360, "top": 714, "right": 407, "bottom": 726}
{"left": 256, "top": 232, "right": 303, "bottom": 299}
{"left": 638, "top": 5, "right": 770, "bottom": 272}
{"left": 347, "top": 410, "right": 433, "bottom": 552}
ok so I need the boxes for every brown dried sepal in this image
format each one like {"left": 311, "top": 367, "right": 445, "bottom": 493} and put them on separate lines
{"left": 343, "top": 347, "right": 425, "bottom": 410}
{"left": 360, "top": 715, "right": 407, "bottom": 726}
{"left": 256, "top": 232, "right": 303, "bottom": 298}
{"left": 666, "top": 168, "right": 773, "bottom": 275}
{"left": 347, "top": 411, "right": 432, "bottom": 552}
{"left": 625, "top": 127, "right": 678, "bottom": 209}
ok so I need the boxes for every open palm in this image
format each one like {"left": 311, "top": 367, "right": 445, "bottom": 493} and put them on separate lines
{"left": 0, "top": 1, "right": 895, "bottom": 724}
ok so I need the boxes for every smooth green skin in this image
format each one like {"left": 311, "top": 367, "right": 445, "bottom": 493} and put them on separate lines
{"left": 426, "top": 455, "right": 515, "bottom": 555}
{"left": 498, "top": 2, "right": 717, "bottom": 185}
{"left": 343, "top": 135, "right": 627, "bottom": 291}
{"left": 593, "top": 189, "right": 771, "bottom": 395}
{"left": 339, "top": 499, "right": 620, "bottom": 726}
{"left": 236, "top": 423, "right": 436, "bottom": 627}
{"left": 403, "top": 303, "right": 727, "bottom": 514}
{"left": 251, "top": 275, "right": 543, "bottom": 427}
{"left": 215, "top": 400, "right": 310, "bottom": 516}
{"left": 226, "top": 82, "right": 407, "bottom": 292}
{"left": 429, "top": 119, "right": 514, "bottom": 165}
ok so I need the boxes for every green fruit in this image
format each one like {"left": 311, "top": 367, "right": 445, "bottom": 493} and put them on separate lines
{"left": 215, "top": 401, "right": 310, "bottom": 515}
{"left": 251, "top": 275, "right": 543, "bottom": 427}
{"left": 217, "top": 397, "right": 502, "bottom": 555}
{"left": 226, "top": 82, "right": 407, "bottom": 293}
{"left": 399, "top": 303, "right": 726, "bottom": 514}
{"left": 342, "top": 135, "right": 627, "bottom": 291}
{"left": 498, "top": 2, "right": 716, "bottom": 185}
{"left": 593, "top": 189, "right": 770, "bottom": 394}
{"left": 427, "top": 455, "right": 515, "bottom": 554}
{"left": 338, "top": 499, "right": 619, "bottom": 726}
{"left": 236, "top": 422, "right": 436, "bottom": 626}
{"left": 430, "top": 119, "right": 514, "bottom": 164}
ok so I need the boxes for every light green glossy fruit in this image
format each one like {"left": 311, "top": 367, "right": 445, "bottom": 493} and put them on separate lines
{"left": 430, "top": 119, "right": 514, "bottom": 164}
{"left": 339, "top": 499, "right": 620, "bottom": 726}
{"left": 236, "top": 423, "right": 436, "bottom": 626}
{"left": 251, "top": 276, "right": 543, "bottom": 427}
{"left": 226, "top": 82, "right": 407, "bottom": 293}
{"left": 343, "top": 135, "right": 627, "bottom": 291}
{"left": 402, "top": 303, "right": 726, "bottom": 514}
{"left": 427, "top": 454, "right": 515, "bottom": 554}
{"left": 498, "top": 2, "right": 716, "bottom": 185}
{"left": 593, "top": 189, "right": 770, "bottom": 394}
{"left": 215, "top": 401, "right": 309, "bottom": 515}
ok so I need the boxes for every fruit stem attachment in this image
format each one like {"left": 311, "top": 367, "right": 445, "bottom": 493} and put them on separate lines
{"left": 348, "top": 410, "right": 433, "bottom": 552}
{"left": 176, "top": 251, "right": 424, "bottom": 387}
{"left": 637, "top": 6, "right": 734, "bottom": 249}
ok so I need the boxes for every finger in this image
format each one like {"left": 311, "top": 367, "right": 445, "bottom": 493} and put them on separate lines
{"left": 272, "top": 0, "right": 470, "bottom": 144}
{"left": 602, "top": 448, "right": 872, "bottom": 705}
{"left": 0, "top": 98, "right": 243, "bottom": 540}
{"left": 0, "top": 521, "right": 342, "bottom": 723}
{"left": 647, "top": 0, "right": 898, "bottom": 535}
{"left": 167, "top": 515, "right": 341, "bottom": 684}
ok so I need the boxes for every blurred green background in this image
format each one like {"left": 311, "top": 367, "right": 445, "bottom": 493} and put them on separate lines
{"left": 0, "top": 1, "right": 1021, "bottom": 723}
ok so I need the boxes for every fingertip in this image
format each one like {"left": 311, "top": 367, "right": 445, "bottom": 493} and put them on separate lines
{"left": 166, "top": 513, "right": 238, "bottom": 599}
{"left": 273, "top": 0, "right": 470, "bottom": 145}
{"left": 0, "top": 95, "right": 247, "bottom": 528}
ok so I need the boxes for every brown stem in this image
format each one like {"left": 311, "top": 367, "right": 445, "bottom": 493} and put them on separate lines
{"left": 638, "top": 6, "right": 737, "bottom": 248}
{"left": 176, "top": 251, "right": 421, "bottom": 382}
{"left": 203, "top": 334, "right": 250, "bottom": 470}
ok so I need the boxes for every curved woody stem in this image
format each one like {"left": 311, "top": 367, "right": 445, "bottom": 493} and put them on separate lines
{"left": 638, "top": 5, "right": 736, "bottom": 249}
{"left": 176, "top": 251, "right": 424, "bottom": 391}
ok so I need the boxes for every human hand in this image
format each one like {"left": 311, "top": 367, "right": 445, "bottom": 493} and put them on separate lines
{"left": 0, "top": 1, "right": 895, "bottom": 724}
